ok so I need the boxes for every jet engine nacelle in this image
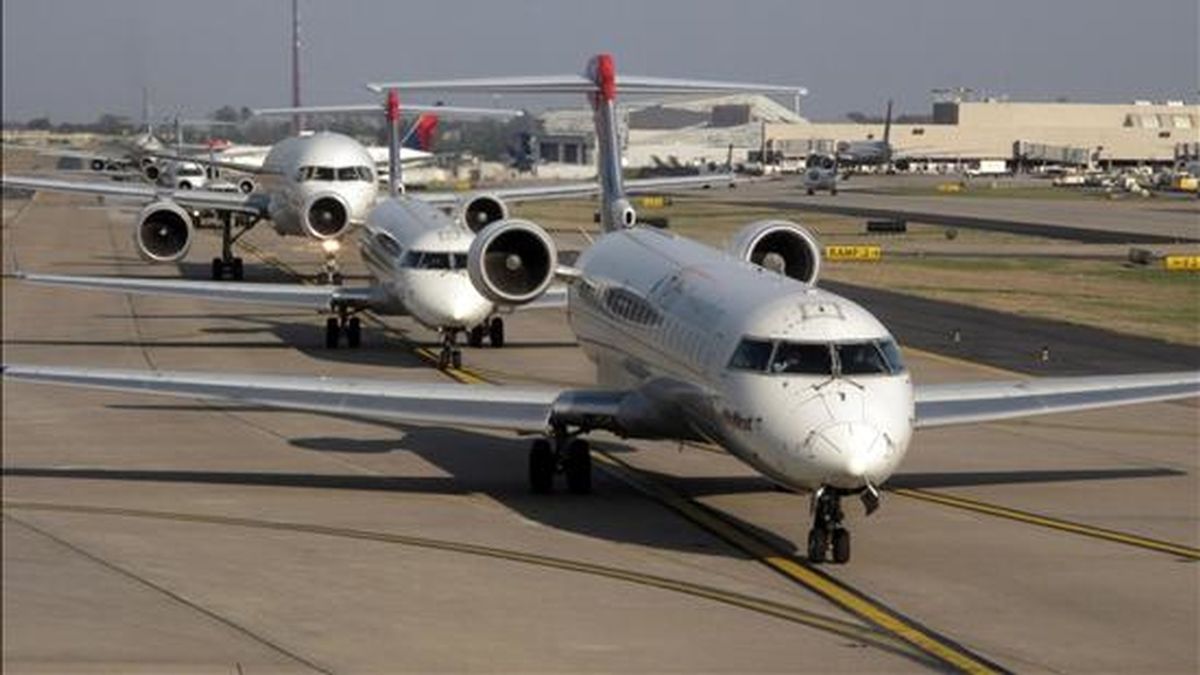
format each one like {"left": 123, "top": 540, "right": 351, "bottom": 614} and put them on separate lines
{"left": 728, "top": 220, "right": 821, "bottom": 285}
{"left": 467, "top": 219, "right": 558, "bottom": 305}
{"left": 143, "top": 163, "right": 161, "bottom": 182}
{"left": 461, "top": 194, "right": 509, "bottom": 233}
{"left": 134, "top": 201, "right": 195, "bottom": 262}
{"left": 237, "top": 177, "right": 256, "bottom": 194}
{"left": 303, "top": 192, "right": 351, "bottom": 240}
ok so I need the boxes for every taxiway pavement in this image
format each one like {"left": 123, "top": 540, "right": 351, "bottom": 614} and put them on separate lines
{"left": 3, "top": 187, "right": 1197, "bottom": 673}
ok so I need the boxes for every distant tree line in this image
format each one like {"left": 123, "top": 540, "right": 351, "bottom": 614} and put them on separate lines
{"left": 5, "top": 105, "right": 530, "bottom": 162}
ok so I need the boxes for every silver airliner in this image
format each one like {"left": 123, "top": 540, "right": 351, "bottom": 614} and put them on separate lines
{"left": 5, "top": 55, "right": 1196, "bottom": 564}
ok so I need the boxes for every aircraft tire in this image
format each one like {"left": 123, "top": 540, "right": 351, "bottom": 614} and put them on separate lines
{"left": 564, "top": 439, "right": 592, "bottom": 495}
{"left": 807, "top": 527, "right": 828, "bottom": 563}
{"left": 468, "top": 325, "right": 485, "bottom": 348}
{"left": 832, "top": 529, "right": 851, "bottom": 564}
{"left": 529, "top": 439, "right": 554, "bottom": 494}
{"left": 488, "top": 317, "right": 505, "bottom": 348}
{"left": 211, "top": 258, "right": 224, "bottom": 280}
{"left": 231, "top": 258, "right": 244, "bottom": 281}
{"left": 325, "top": 317, "right": 341, "bottom": 349}
{"left": 451, "top": 349, "right": 462, "bottom": 369}
{"left": 806, "top": 187, "right": 815, "bottom": 196}
{"left": 346, "top": 317, "right": 362, "bottom": 348}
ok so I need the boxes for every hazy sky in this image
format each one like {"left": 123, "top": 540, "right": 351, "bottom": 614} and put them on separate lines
{"left": 3, "top": 0, "right": 1197, "bottom": 124}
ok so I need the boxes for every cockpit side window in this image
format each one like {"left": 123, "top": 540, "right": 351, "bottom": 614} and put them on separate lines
{"left": 337, "top": 166, "right": 359, "bottom": 181}
{"left": 835, "top": 342, "right": 889, "bottom": 375}
{"left": 728, "top": 338, "right": 774, "bottom": 371}
{"left": 313, "top": 166, "right": 335, "bottom": 181}
{"left": 771, "top": 342, "right": 834, "bottom": 375}
{"left": 834, "top": 340, "right": 906, "bottom": 375}
{"left": 877, "top": 339, "right": 906, "bottom": 374}
{"left": 402, "top": 250, "right": 422, "bottom": 268}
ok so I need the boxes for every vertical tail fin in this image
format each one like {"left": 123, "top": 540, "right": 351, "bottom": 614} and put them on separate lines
{"left": 386, "top": 89, "right": 402, "bottom": 197}
{"left": 403, "top": 114, "right": 439, "bottom": 152}
{"left": 586, "top": 54, "right": 636, "bottom": 232}
{"left": 883, "top": 99, "right": 893, "bottom": 147}
{"left": 291, "top": 0, "right": 304, "bottom": 134}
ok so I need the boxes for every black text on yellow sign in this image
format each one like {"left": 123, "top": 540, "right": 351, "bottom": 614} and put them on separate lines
{"left": 825, "top": 245, "right": 882, "bottom": 262}
{"left": 1163, "top": 255, "right": 1200, "bottom": 271}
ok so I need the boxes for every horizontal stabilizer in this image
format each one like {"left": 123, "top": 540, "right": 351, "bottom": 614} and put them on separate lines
{"left": 368, "top": 75, "right": 805, "bottom": 97}
{"left": 253, "top": 104, "right": 524, "bottom": 119}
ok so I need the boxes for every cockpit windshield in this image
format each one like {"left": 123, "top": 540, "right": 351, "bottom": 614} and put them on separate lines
{"left": 297, "top": 166, "right": 373, "bottom": 182}
{"left": 771, "top": 342, "right": 834, "bottom": 375}
{"left": 727, "top": 337, "right": 905, "bottom": 376}
{"left": 401, "top": 250, "right": 469, "bottom": 270}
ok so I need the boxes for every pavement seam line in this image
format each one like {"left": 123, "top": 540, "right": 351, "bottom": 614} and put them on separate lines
{"left": 2, "top": 512, "right": 332, "bottom": 674}
{"left": 0, "top": 500, "right": 933, "bottom": 664}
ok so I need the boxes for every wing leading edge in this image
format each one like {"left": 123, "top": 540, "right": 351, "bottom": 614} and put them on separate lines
{"left": 914, "top": 372, "right": 1200, "bottom": 429}
{"left": 18, "top": 273, "right": 380, "bottom": 312}
{"left": 2, "top": 365, "right": 564, "bottom": 433}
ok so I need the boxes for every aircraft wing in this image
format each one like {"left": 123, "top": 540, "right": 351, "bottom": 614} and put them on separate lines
{"left": 914, "top": 372, "right": 1199, "bottom": 429}
{"left": 416, "top": 174, "right": 736, "bottom": 207}
{"left": 18, "top": 273, "right": 380, "bottom": 312}
{"left": 144, "top": 151, "right": 272, "bottom": 176}
{"left": 0, "top": 175, "right": 266, "bottom": 215}
{"left": 1, "top": 365, "right": 569, "bottom": 433}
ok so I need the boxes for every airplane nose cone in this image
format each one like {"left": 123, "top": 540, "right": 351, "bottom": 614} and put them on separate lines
{"left": 809, "top": 422, "right": 885, "bottom": 486}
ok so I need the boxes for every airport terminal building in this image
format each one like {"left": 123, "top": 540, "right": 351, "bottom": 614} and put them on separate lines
{"left": 768, "top": 99, "right": 1200, "bottom": 170}
{"left": 527, "top": 96, "right": 1199, "bottom": 174}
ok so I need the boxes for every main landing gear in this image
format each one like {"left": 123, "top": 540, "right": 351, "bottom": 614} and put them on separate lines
{"left": 466, "top": 317, "right": 505, "bottom": 349}
{"left": 324, "top": 307, "right": 362, "bottom": 349}
{"left": 211, "top": 212, "right": 259, "bottom": 281}
{"left": 528, "top": 428, "right": 591, "bottom": 495}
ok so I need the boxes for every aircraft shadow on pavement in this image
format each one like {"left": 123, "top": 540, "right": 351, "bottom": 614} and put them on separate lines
{"left": 4, "top": 409, "right": 1184, "bottom": 558}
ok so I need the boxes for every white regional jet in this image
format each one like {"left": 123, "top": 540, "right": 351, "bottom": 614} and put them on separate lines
{"left": 12, "top": 91, "right": 730, "bottom": 366}
{"left": 0, "top": 99, "right": 516, "bottom": 283}
{"left": 5, "top": 55, "right": 1197, "bottom": 565}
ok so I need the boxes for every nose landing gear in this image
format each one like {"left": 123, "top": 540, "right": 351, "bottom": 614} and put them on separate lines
{"left": 808, "top": 487, "right": 851, "bottom": 564}
{"left": 437, "top": 330, "right": 463, "bottom": 370}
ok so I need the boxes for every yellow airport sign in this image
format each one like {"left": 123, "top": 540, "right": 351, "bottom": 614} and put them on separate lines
{"left": 825, "top": 245, "right": 882, "bottom": 262}
{"left": 637, "top": 195, "right": 672, "bottom": 209}
{"left": 1163, "top": 255, "right": 1200, "bottom": 271}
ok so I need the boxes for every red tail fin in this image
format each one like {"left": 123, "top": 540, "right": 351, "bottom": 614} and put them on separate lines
{"left": 404, "top": 114, "right": 439, "bottom": 152}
